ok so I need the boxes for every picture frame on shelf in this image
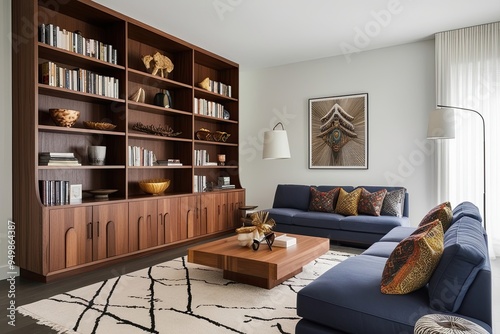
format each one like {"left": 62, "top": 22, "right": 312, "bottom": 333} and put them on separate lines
{"left": 69, "top": 184, "right": 82, "bottom": 204}
{"left": 308, "top": 93, "right": 368, "bottom": 169}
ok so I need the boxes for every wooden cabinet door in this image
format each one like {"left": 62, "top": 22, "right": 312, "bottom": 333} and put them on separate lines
{"left": 200, "top": 192, "right": 228, "bottom": 233}
{"left": 228, "top": 190, "right": 245, "bottom": 229}
{"left": 200, "top": 193, "right": 217, "bottom": 234}
{"left": 93, "top": 203, "right": 129, "bottom": 261}
{"left": 158, "top": 197, "right": 181, "bottom": 244}
{"left": 128, "top": 200, "right": 158, "bottom": 252}
{"left": 180, "top": 195, "right": 198, "bottom": 239}
{"left": 49, "top": 207, "right": 92, "bottom": 272}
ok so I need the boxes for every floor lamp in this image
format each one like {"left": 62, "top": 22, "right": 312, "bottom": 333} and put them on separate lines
{"left": 427, "top": 105, "right": 486, "bottom": 230}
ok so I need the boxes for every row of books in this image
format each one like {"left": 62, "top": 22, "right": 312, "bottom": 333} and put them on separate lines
{"left": 193, "top": 98, "right": 225, "bottom": 118}
{"left": 39, "top": 24, "right": 118, "bottom": 65}
{"left": 157, "top": 159, "right": 183, "bottom": 166}
{"left": 41, "top": 61, "right": 120, "bottom": 99}
{"left": 204, "top": 79, "right": 232, "bottom": 97}
{"left": 38, "top": 180, "right": 70, "bottom": 206}
{"left": 193, "top": 175, "right": 207, "bottom": 193}
{"left": 128, "top": 146, "right": 156, "bottom": 166}
{"left": 39, "top": 152, "right": 81, "bottom": 166}
{"left": 194, "top": 150, "right": 218, "bottom": 166}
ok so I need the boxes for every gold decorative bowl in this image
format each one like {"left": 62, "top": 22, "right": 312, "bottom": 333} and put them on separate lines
{"left": 83, "top": 121, "right": 117, "bottom": 131}
{"left": 49, "top": 108, "right": 80, "bottom": 128}
{"left": 139, "top": 178, "right": 170, "bottom": 195}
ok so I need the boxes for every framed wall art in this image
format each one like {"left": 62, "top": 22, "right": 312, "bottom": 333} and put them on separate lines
{"left": 309, "top": 93, "right": 368, "bottom": 169}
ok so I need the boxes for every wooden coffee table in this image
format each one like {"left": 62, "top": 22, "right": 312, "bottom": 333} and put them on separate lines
{"left": 187, "top": 233, "right": 329, "bottom": 289}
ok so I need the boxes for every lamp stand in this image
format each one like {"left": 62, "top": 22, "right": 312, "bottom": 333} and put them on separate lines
{"left": 437, "top": 104, "right": 486, "bottom": 230}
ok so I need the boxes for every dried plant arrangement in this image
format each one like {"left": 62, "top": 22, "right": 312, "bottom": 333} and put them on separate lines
{"left": 132, "top": 122, "right": 181, "bottom": 137}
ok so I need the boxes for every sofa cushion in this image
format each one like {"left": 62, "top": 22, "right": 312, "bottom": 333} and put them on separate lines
{"left": 308, "top": 187, "right": 339, "bottom": 212}
{"left": 340, "top": 215, "right": 406, "bottom": 234}
{"left": 363, "top": 241, "right": 399, "bottom": 258}
{"left": 335, "top": 188, "right": 362, "bottom": 216}
{"left": 266, "top": 208, "right": 303, "bottom": 225}
{"left": 297, "top": 254, "right": 432, "bottom": 333}
{"left": 292, "top": 211, "right": 343, "bottom": 229}
{"left": 380, "top": 226, "right": 415, "bottom": 242}
{"left": 428, "top": 216, "right": 488, "bottom": 312}
{"left": 381, "top": 220, "right": 444, "bottom": 294}
{"left": 381, "top": 188, "right": 406, "bottom": 217}
{"left": 272, "top": 184, "right": 311, "bottom": 211}
{"left": 452, "top": 201, "right": 483, "bottom": 224}
{"left": 358, "top": 188, "right": 387, "bottom": 216}
{"left": 419, "top": 201, "right": 453, "bottom": 232}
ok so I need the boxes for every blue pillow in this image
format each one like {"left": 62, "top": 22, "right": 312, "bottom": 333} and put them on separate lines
{"left": 428, "top": 216, "right": 487, "bottom": 312}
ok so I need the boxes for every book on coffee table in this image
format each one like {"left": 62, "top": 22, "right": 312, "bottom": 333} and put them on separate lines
{"left": 274, "top": 234, "right": 297, "bottom": 248}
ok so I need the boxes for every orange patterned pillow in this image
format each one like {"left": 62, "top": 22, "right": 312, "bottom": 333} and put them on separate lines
{"left": 419, "top": 202, "right": 453, "bottom": 232}
{"left": 381, "top": 220, "right": 444, "bottom": 294}
{"left": 335, "top": 188, "right": 362, "bottom": 216}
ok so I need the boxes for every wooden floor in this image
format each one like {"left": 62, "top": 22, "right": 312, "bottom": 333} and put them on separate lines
{"left": 0, "top": 239, "right": 205, "bottom": 334}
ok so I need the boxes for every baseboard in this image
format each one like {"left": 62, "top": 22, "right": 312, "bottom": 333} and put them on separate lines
{"left": 0, "top": 265, "right": 19, "bottom": 280}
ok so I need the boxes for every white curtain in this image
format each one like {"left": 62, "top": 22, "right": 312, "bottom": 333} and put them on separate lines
{"left": 435, "top": 22, "right": 500, "bottom": 258}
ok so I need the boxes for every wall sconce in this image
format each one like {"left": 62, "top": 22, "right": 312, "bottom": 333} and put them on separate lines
{"left": 262, "top": 122, "right": 291, "bottom": 159}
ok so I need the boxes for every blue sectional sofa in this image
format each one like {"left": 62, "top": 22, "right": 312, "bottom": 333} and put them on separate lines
{"left": 266, "top": 184, "right": 410, "bottom": 246}
{"left": 296, "top": 201, "right": 492, "bottom": 333}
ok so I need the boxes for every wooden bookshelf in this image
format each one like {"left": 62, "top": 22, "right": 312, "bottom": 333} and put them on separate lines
{"left": 12, "top": 0, "right": 244, "bottom": 281}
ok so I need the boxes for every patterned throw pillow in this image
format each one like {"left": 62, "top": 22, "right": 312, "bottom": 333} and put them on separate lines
{"left": 381, "top": 220, "right": 444, "bottom": 294}
{"left": 335, "top": 188, "right": 362, "bottom": 216}
{"left": 308, "top": 187, "right": 340, "bottom": 212}
{"left": 381, "top": 188, "right": 406, "bottom": 217}
{"left": 418, "top": 202, "right": 453, "bottom": 232}
{"left": 358, "top": 188, "right": 387, "bottom": 216}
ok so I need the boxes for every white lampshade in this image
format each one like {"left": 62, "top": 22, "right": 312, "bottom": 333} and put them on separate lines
{"left": 262, "top": 129, "right": 291, "bottom": 159}
{"left": 427, "top": 108, "right": 456, "bottom": 139}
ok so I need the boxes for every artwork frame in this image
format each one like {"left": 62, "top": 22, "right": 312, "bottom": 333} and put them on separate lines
{"left": 309, "top": 93, "right": 368, "bottom": 169}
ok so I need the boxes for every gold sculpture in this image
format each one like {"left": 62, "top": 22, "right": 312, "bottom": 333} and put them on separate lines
{"left": 142, "top": 52, "right": 174, "bottom": 78}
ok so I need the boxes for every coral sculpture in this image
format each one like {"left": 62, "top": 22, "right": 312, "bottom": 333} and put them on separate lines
{"left": 142, "top": 52, "right": 174, "bottom": 78}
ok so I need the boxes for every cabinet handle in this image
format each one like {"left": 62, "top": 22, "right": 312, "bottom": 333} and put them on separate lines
{"left": 218, "top": 205, "right": 220, "bottom": 215}
{"left": 164, "top": 213, "right": 169, "bottom": 225}
{"left": 159, "top": 213, "right": 163, "bottom": 225}
{"left": 87, "top": 222, "right": 92, "bottom": 240}
{"left": 97, "top": 221, "right": 100, "bottom": 237}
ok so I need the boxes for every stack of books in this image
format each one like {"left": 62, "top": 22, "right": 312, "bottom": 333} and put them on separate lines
{"left": 39, "top": 152, "right": 81, "bottom": 166}
{"left": 157, "top": 159, "right": 183, "bottom": 166}
{"left": 273, "top": 234, "right": 297, "bottom": 248}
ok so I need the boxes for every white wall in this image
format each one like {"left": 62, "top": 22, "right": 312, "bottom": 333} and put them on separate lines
{"left": 239, "top": 40, "right": 436, "bottom": 224}
{"left": 1, "top": 0, "right": 13, "bottom": 280}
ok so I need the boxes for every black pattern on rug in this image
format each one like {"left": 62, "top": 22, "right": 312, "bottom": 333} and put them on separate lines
{"left": 18, "top": 250, "right": 359, "bottom": 334}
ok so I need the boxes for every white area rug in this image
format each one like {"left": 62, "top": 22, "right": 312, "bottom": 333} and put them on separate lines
{"left": 18, "top": 249, "right": 359, "bottom": 334}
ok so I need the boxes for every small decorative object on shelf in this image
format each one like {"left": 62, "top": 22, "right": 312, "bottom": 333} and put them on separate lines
{"left": 49, "top": 108, "right": 80, "bottom": 128}
{"left": 198, "top": 77, "right": 210, "bottom": 91}
{"left": 129, "top": 87, "right": 145, "bottom": 103}
{"left": 141, "top": 51, "right": 174, "bottom": 78}
{"left": 195, "top": 128, "right": 212, "bottom": 141}
{"left": 153, "top": 89, "right": 172, "bottom": 108}
{"left": 88, "top": 146, "right": 106, "bottom": 165}
{"left": 223, "top": 109, "right": 230, "bottom": 120}
{"left": 217, "top": 154, "right": 226, "bottom": 166}
{"left": 132, "top": 122, "right": 181, "bottom": 137}
{"left": 138, "top": 178, "right": 171, "bottom": 195}
{"left": 83, "top": 121, "right": 116, "bottom": 131}
{"left": 212, "top": 131, "right": 231, "bottom": 142}
{"left": 195, "top": 128, "right": 230, "bottom": 142}
{"left": 86, "top": 189, "right": 117, "bottom": 200}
